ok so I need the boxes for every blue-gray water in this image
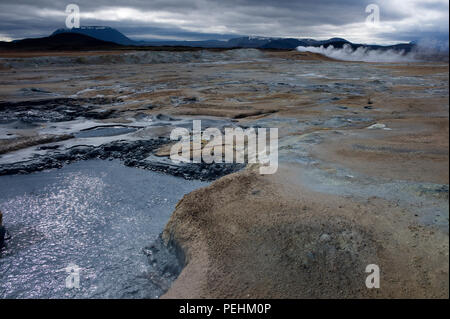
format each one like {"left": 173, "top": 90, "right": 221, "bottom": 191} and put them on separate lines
{"left": 0, "top": 160, "right": 207, "bottom": 298}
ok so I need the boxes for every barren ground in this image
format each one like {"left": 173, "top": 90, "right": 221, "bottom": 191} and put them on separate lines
{"left": 0, "top": 49, "right": 448, "bottom": 298}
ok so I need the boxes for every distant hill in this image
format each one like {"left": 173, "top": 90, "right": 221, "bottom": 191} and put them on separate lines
{"left": 0, "top": 26, "right": 416, "bottom": 52}
{"left": 0, "top": 33, "right": 121, "bottom": 50}
{"left": 226, "top": 36, "right": 275, "bottom": 48}
{"left": 46, "top": 27, "right": 415, "bottom": 52}
{"left": 52, "top": 26, "right": 135, "bottom": 45}
{"left": 259, "top": 37, "right": 415, "bottom": 51}
{"left": 136, "top": 39, "right": 229, "bottom": 48}
{"left": 144, "top": 36, "right": 414, "bottom": 52}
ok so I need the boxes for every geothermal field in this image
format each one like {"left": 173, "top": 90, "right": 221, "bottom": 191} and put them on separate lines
{"left": 0, "top": 48, "right": 448, "bottom": 298}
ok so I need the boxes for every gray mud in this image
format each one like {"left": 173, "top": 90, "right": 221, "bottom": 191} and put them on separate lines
{"left": 0, "top": 160, "right": 208, "bottom": 298}
{"left": 0, "top": 138, "right": 244, "bottom": 181}
{"left": 0, "top": 97, "right": 121, "bottom": 122}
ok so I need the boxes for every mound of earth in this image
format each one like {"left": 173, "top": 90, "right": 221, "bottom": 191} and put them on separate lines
{"left": 162, "top": 165, "right": 449, "bottom": 298}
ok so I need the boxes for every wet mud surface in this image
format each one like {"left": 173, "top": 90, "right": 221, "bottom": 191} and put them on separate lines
{"left": 0, "top": 160, "right": 207, "bottom": 298}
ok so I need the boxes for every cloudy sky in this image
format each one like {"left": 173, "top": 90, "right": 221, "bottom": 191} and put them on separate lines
{"left": 0, "top": 0, "right": 448, "bottom": 45}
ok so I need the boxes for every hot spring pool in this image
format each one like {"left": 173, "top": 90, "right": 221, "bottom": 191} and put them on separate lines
{"left": 0, "top": 160, "right": 207, "bottom": 298}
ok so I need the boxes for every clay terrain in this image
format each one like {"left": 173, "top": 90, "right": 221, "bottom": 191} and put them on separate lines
{"left": 0, "top": 48, "right": 448, "bottom": 298}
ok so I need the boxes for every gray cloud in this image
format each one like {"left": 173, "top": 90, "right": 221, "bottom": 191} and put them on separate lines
{"left": 0, "top": 0, "right": 448, "bottom": 45}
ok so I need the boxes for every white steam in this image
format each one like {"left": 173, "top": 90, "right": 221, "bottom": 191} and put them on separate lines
{"left": 296, "top": 44, "right": 417, "bottom": 62}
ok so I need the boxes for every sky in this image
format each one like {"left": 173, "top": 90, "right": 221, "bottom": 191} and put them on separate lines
{"left": 0, "top": 0, "right": 448, "bottom": 46}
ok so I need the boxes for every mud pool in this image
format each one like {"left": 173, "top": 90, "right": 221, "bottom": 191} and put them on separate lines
{"left": 0, "top": 160, "right": 207, "bottom": 298}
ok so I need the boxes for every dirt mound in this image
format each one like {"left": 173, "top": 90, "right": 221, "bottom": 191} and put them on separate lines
{"left": 162, "top": 166, "right": 449, "bottom": 298}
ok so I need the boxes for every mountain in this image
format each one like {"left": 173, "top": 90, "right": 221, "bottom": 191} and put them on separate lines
{"left": 229, "top": 37, "right": 349, "bottom": 49}
{"left": 46, "top": 26, "right": 415, "bottom": 51}
{"left": 226, "top": 36, "right": 275, "bottom": 48}
{"left": 140, "top": 36, "right": 414, "bottom": 52}
{"left": 0, "top": 33, "right": 121, "bottom": 50}
{"left": 136, "top": 39, "right": 229, "bottom": 48}
{"left": 49, "top": 26, "right": 229, "bottom": 47}
{"left": 52, "top": 26, "right": 135, "bottom": 45}
{"left": 261, "top": 37, "right": 414, "bottom": 51}
{"left": 1, "top": 26, "right": 416, "bottom": 52}
{"left": 260, "top": 38, "right": 304, "bottom": 49}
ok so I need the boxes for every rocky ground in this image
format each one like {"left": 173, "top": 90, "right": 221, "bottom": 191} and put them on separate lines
{"left": 0, "top": 49, "right": 448, "bottom": 298}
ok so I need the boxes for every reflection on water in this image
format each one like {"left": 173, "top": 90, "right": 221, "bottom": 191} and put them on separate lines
{"left": 0, "top": 160, "right": 207, "bottom": 298}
